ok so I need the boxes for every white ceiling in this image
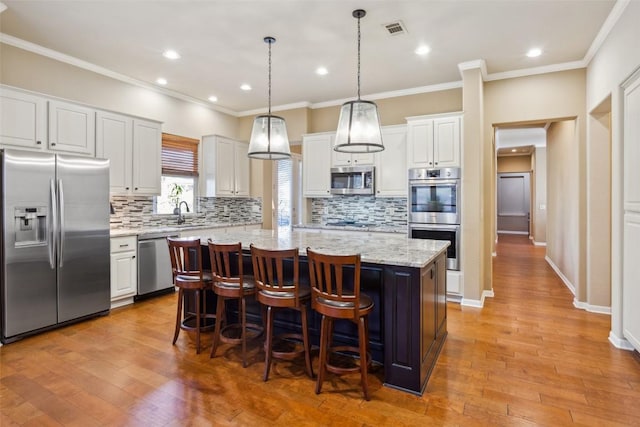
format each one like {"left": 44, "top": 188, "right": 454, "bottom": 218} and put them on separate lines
{"left": 0, "top": 0, "right": 617, "bottom": 115}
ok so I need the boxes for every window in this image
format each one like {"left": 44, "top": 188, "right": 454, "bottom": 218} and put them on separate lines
{"left": 273, "top": 153, "right": 302, "bottom": 232}
{"left": 156, "top": 133, "right": 199, "bottom": 214}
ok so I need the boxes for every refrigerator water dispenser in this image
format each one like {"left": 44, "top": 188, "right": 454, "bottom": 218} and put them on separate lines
{"left": 14, "top": 207, "right": 47, "bottom": 246}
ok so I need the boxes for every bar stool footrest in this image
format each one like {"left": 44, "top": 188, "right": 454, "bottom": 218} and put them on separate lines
{"left": 181, "top": 314, "right": 217, "bottom": 333}
{"left": 220, "top": 322, "right": 263, "bottom": 344}
{"left": 325, "top": 345, "right": 372, "bottom": 375}
{"left": 265, "top": 333, "right": 306, "bottom": 360}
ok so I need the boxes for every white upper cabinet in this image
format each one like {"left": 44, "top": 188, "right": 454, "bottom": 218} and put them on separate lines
{"left": 48, "top": 99, "right": 96, "bottom": 156}
{"left": 132, "top": 119, "right": 162, "bottom": 195}
{"left": 202, "top": 135, "right": 250, "bottom": 197}
{"left": 96, "top": 111, "right": 132, "bottom": 193}
{"left": 96, "top": 113, "right": 161, "bottom": 195}
{"left": 0, "top": 86, "right": 47, "bottom": 149}
{"left": 331, "top": 147, "right": 375, "bottom": 167}
{"left": 407, "top": 114, "right": 461, "bottom": 169}
{"left": 375, "top": 125, "right": 407, "bottom": 197}
{"left": 303, "top": 132, "right": 332, "bottom": 197}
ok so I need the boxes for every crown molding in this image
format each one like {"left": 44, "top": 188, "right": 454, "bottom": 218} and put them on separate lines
{"left": 237, "top": 101, "right": 312, "bottom": 117}
{"left": 485, "top": 60, "right": 585, "bottom": 82}
{"left": 306, "top": 80, "right": 464, "bottom": 110}
{"left": 584, "top": 0, "right": 630, "bottom": 65}
{"left": 0, "top": 33, "right": 240, "bottom": 117}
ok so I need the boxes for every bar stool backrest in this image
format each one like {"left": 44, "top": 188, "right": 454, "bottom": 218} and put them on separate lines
{"left": 306, "top": 248, "right": 362, "bottom": 319}
{"left": 167, "top": 237, "right": 204, "bottom": 284}
{"left": 208, "top": 241, "right": 244, "bottom": 286}
{"left": 251, "top": 245, "right": 300, "bottom": 302}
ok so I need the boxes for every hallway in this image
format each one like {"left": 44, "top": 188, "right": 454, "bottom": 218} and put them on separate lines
{"left": 430, "top": 234, "right": 640, "bottom": 425}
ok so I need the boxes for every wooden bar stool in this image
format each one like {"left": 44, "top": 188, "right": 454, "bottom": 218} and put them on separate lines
{"left": 250, "top": 244, "right": 313, "bottom": 381}
{"left": 167, "top": 237, "right": 215, "bottom": 354}
{"left": 306, "top": 248, "right": 374, "bottom": 401}
{"left": 208, "top": 241, "right": 262, "bottom": 367}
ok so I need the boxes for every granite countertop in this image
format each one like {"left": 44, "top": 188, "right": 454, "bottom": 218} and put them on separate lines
{"left": 110, "top": 221, "right": 263, "bottom": 238}
{"left": 294, "top": 223, "right": 407, "bottom": 234}
{"left": 194, "top": 228, "right": 448, "bottom": 269}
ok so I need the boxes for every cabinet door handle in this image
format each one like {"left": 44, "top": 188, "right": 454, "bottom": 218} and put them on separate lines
{"left": 51, "top": 142, "right": 56, "bottom": 146}
{"left": 134, "top": 187, "right": 138, "bottom": 190}
{"left": 36, "top": 140, "right": 42, "bottom": 145}
{"left": 125, "top": 187, "right": 130, "bottom": 190}
{"left": 132, "top": 255, "right": 136, "bottom": 259}
{"left": 119, "top": 244, "right": 129, "bottom": 248}
{"left": 435, "top": 162, "right": 438, "bottom": 165}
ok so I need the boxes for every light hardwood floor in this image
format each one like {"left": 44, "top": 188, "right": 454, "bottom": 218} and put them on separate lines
{"left": 1, "top": 234, "right": 639, "bottom": 426}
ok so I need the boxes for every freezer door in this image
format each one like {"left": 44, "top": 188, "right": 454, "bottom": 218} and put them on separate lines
{"left": 1, "top": 149, "right": 57, "bottom": 339}
{"left": 56, "top": 154, "right": 110, "bottom": 322}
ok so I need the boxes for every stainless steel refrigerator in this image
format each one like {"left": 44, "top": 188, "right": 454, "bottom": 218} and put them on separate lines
{"left": 1, "top": 148, "right": 110, "bottom": 343}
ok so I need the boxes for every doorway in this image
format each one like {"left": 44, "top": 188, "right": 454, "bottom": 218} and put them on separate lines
{"left": 497, "top": 172, "right": 531, "bottom": 234}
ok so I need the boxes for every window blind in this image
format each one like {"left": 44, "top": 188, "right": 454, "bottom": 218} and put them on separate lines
{"left": 161, "top": 133, "right": 199, "bottom": 176}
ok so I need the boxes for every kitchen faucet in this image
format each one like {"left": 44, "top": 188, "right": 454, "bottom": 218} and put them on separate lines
{"left": 177, "top": 201, "right": 189, "bottom": 225}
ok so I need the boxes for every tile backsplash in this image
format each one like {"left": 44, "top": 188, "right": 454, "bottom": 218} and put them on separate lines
{"left": 110, "top": 196, "right": 262, "bottom": 229}
{"left": 311, "top": 196, "right": 407, "bottom": 227}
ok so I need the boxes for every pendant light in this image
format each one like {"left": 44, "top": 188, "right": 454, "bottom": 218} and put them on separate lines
{"left": 334, "top": 9, "right": 384, "bottom": 153}
{"left": 248, "top": 36, "right": 291, "bottom": 160}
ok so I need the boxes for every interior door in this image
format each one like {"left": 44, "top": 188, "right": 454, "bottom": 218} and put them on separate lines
{"left": 497, "top": 172, "right": 531, "bottom": 234}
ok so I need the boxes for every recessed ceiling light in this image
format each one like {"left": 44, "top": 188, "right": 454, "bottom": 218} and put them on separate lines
{"left": 415, "top": 45, "right": 430, "bottom": 56}
{"left": 162, "top": 49, "right": 180, "bottom": 60}
{"left": 316, "top": 67, "right": 329, "bottom": 76}
{"left": 240, "top": 84, "right": 252, "bottom": 91}
{"left": 526, "top": 48, "right": 542, "bottom": 58}
{"left": 208, "top": 95, "right": 218, "bottom": 102}
{"left": 156, "top": 77, "right": 167, "bottom": 85}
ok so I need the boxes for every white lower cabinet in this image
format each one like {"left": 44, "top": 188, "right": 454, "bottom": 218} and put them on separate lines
{"left": 110, "top": 236, "right": 137, "bottom": 306}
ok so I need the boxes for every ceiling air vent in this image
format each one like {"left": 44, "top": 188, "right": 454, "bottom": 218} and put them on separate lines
{"left": 384, "top": 21, "right": 407, "bottom": 36}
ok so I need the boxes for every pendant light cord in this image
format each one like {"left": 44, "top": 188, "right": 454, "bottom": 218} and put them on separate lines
{"left": 357, "top": 14, "right": 361, "bottom": 101}
{"left": 268, "top": 39, "right": 272, "bottom": 115}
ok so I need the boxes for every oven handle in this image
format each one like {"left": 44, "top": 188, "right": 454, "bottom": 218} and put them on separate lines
{"left": 409, "top": 179, "right": 459, "bottom": 186}
{"left": 409, "top": 223, "right": 460, "bottom": 232}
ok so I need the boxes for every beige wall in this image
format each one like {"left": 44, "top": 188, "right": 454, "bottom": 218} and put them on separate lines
{"left": 546, "top": 120, "right": 579, "bottom": 293}
{"left": 586, "top": 111, "right": 611, "bottom": 308}
{"left": 533, "top": 147, "right": 547, "bottom": 244}
{"left": 309, "top": 89, "right": 463, "bottom": 133}
{"left": 484, "top": 69, "right": 587, "bottom": 302}
{"left": 497, "top": 155, "right": 532, "bottom": 173}
{"left": 0, "top": 43, "right": 237, "bottom": 140}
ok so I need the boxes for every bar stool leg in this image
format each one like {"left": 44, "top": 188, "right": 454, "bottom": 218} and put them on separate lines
{"left": 195, "top": 289, "right": 201, "bottom": 354}
{"left": 300, "top": 304, "right": 313, "bottom": 378}
{"left": 241, "top": 296, "right": 248, "bottom": 368}
{"left": 210, "top": 295, "right": 226, "bottom": 358}
{"left": 315, "top": 314, "right": 329, "bottom": 394}
{"left": 263, "top": 306, "right": 274, "bottom": 381}
{"left": 358, "top": 316, "right": 370, "bottom": 400}
{"left": 173, "top": 288, "right": 183, "bottom": 345}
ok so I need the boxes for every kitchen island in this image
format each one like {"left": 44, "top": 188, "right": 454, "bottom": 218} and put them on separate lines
{"left": 182, "top": 228, "right": 449, "bottom": 395}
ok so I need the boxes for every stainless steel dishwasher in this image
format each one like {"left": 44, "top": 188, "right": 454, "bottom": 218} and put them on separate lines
{"left": 137, "top": 232, "right": 179, "bottom": 298}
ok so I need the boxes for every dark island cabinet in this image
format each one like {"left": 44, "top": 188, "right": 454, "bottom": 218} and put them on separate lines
{"left": 195, "top": 243, "right": 447, "bottom": 395}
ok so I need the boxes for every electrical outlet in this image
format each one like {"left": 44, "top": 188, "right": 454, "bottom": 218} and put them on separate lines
{"left": 252, "top": 205, "right": 260, "bottom": 212}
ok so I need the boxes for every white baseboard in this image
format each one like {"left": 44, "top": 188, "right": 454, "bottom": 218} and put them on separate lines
{"left": 497, "top": 230, "right": 529, "bottom": 235}
{"left": 532, "top": 240, "right": 547, "bottom": 246}
{"left": 573, "top": 299, "right": 611, "bottom": 315}
{"left": 609, "top": 331, "right": 636, "bottom": 351}
{"left": 461, "top": 289, "right": 494, "bottom": 308}
{"left": 446, "top": 294, "right": 463, "bottom": 304}
{"left": 492, "top": 251, "right": 497, "bottom": 257}
{"left": 110, "top": 297, "right": 134, "bottom": 309}
{"left": 545, "top": 255, "right": 576, "bottom": 295}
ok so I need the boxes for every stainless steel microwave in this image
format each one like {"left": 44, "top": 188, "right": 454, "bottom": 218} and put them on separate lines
{"left": 330, "top": 166, "right": 375, "bottom": 195}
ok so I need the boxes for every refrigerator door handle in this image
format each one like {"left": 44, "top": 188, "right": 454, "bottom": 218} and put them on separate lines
{"left": 49, "top": 179, "right": 57, "bottom": 269}
{"left": 58, "top": 178, "right": 65, "bottom": 268}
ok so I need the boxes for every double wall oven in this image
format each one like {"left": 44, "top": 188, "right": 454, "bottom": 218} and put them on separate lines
{"left": 408, "top": 167, "right": 461, "bottom": 270}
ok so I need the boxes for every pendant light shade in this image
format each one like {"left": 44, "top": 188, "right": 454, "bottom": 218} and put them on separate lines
{"left": 334, "top": 9, "right": 384, "bottom": 153}
{"left": 248, "top": 36, "right": 291, "bottom": 160}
